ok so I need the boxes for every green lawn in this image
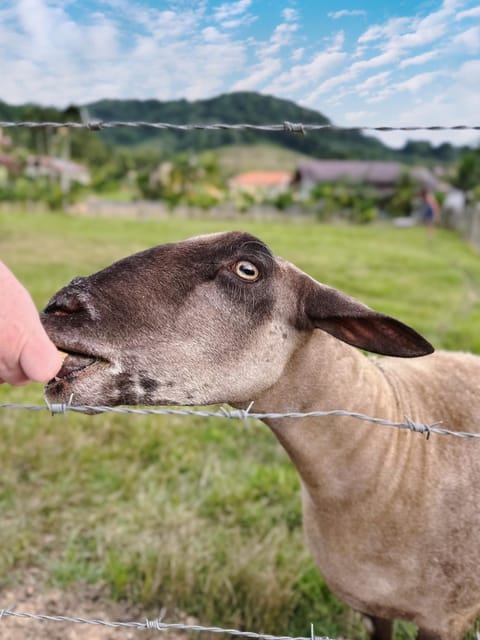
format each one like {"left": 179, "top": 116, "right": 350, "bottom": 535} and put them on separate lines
{"left": 1, "top": 210, "right": 479, "bottom": 640}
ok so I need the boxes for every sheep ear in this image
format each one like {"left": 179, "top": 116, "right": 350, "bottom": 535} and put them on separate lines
{"left": 300, "top": 278, "right": 434, "bottom": 358}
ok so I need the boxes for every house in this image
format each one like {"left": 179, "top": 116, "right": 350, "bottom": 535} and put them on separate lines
{"left": 0, "top": 128, "right": 12, "bottom": 148}
{"left": 229, "top": 171, "right": 293, "bottom": 196}
{"left": 292, "top": 159, "right": 447, "bottom": 195}
{"left": 0, "top": 153, "right": 20, "bottom": 186}
{"left": 0, "top": 153, "right": 20, "bottom": 173}
{"left": 25, "top": 156, "right": 90, "bottom": 185}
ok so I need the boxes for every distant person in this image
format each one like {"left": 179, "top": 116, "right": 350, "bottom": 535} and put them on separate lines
{"left": 0, "top": 261, "right": 62, "bottom": 385}
{"left": 420, "top": 187, "right": 440, "bottom": 237}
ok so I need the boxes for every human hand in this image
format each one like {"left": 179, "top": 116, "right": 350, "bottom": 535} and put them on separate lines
{"left": 0, "top": 262, "right": 62, "bottom": 385}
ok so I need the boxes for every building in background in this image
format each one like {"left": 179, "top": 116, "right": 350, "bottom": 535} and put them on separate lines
{"left": 229, "top": 171, "right": 292, "bottom": 198}
{"left": 292, "top": 159, "right": 449, "bottom": 196}
{"left": 25, "top": 156, "right": 91, "bottom": 187}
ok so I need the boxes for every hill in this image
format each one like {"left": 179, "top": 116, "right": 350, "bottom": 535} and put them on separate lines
{"left": 0, "top": 92, "right": 466, "bottom": 163}
{"left": 85, "top": 92, "right": 396, "bottom": 161}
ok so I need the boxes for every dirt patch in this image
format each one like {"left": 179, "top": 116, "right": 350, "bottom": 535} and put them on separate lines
{"left": 0, "top": 570, "right": 189, "bottom": 640}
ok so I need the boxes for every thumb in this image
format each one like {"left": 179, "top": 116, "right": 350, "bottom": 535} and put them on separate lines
{"left": 20, "top": 327, "right": 63, "bottom": 383}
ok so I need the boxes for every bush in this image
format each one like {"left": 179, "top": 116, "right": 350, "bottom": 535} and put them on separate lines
{"left": 0, "top": 176, "right": 83, "bottom": 210}
{"left": 384, "top": 173, "right": 417, "bottom": 217}
{"left": 186, "top": 190, "right": 221, "bottom": 210}
{"left": 455, "top": 150, "right": 480, "bottom": 192}
{"left": 310, "top": 181, "right": 378, "bottom": 223}
{"left": 270, "top": 191, "right": 294, "bottom": 211}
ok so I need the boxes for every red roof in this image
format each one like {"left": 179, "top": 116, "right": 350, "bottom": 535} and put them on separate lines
{"left": 230, "top": 171, "right": 292, "bottom": 187}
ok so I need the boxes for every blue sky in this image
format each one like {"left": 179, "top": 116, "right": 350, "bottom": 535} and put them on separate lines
{"left": 0, "top": 0, "right": 479, "bottom": 147}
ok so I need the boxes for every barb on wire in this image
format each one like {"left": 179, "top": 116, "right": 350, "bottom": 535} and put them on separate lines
{"left": 1, "top": 402, "right": 479, "bottom": 440}
{"left": 0, "top": 120, "right": 479, "bottom": 133}
{"left": 0, "top": 608, "right": 334, "bottom": 640}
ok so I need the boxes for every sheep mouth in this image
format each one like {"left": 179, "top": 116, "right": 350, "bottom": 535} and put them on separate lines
{"left": 46, "top": 350, "right": 109, "bottom": 386}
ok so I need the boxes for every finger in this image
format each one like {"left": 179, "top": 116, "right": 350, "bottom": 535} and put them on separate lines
{"left": 19, "top": 330, "right": 63, "bottom": 383}
{"left": 0, "top": 366, "right": 30, "bottom": 386}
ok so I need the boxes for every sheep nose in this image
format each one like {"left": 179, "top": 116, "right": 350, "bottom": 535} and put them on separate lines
{"left": 43, "top": 279, "right": 93, "bottom": 319}
{"left": 44, "top": 294, "right": 84, "bottom": 316}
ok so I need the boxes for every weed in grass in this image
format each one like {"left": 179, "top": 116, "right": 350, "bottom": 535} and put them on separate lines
{"left": 52, "top": 535, "right": 104, "bottom": 587}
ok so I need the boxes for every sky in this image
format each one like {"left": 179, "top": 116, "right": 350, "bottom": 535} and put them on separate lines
{"left": 0, "top": 0, "right": 479, "bottom": 148}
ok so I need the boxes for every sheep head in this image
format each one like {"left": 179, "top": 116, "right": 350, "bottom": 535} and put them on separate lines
{"left": 41, "top": 231, "right": 433, "bottom": 407}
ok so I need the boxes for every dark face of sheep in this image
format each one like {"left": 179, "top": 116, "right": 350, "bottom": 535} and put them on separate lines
{"left": 41, "top": 231, "right": 433, "bottom": 407}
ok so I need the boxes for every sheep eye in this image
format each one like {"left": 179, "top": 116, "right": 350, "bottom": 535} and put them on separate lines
{"left": 234, "top": 261, "right": 260, "bottom": 282}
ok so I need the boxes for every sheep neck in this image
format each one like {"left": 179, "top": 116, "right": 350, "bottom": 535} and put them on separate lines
{"left": 250, "top": 330, "right": 405, "bottom": 503}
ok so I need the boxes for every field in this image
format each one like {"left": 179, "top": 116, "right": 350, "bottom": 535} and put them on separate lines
{"left": 214, "top": 143, "right": 307, "bottom": 174}
{"left": 1, "top": 210, "right": 480, "bottom": 640}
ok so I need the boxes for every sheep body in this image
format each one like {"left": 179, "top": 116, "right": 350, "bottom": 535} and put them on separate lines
{"left": 41, "top": 231, "right": 480, "bottom": 640}
{"left": 261, "top": 334, "right": 480, "bottom": 640}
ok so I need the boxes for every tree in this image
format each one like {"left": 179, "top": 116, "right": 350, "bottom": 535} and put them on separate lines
{"left": 455, "top": 149, "right": 480, "bottom": 192}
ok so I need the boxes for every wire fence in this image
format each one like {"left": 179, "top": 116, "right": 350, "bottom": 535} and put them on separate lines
{"left": 1, "top": 401, "right": 480, "bottom": 439}
{"left": 1, "top": 120, "right": 480, "bottom": 133}
{"left": 0, "top": 609, "right": 333, "bottom": 640}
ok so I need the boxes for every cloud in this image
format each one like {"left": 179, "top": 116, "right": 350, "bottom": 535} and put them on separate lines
{"left": 213, "top": 0, "right": 251, "bottom": 22}
{"left": 291, "top": 47, "right": 304, "bottom": 61}
{"left": 314, "top": 69, "right": 391, "bottom": 104}
{"left": 399, "top": 50, "right": 441, "bottom": 68}
{"left": 344, "top": 110, "right": 375, "bottom": 122}
{"left": 256, "top": 10, "right": 301, "bottom": 58}
{"left": 262, "top": 21, "right": 299, "bottom": 54}
{"left": 369, "top": 64, "right": 480, "bottom": 147}
{"left": 365, "top": 71, "right": 442, "bottom": 104}
{"left": 355, "top": 71, "right": 391, "bottom": 94}
{"left": 202, "top": 26, "right": 225, "bottom": 42}
{"left": 231, "top": 57, "right": 281, "bottom": 91}
{"left": 350, "top": 1, "right": 466, "bottom": 89}
{"left": 363, "top": 16, "right": 445, "bottom": 50}
{"left": 220, "top": 14, "right": 257, "bottom": 29}
{"left": 357, "top": 0, "right": 459, "bottom": 53}
{"left": 328, "top": 30, "right": 345, "bottom": 52}
{"left": 303, "top": 64, "right": 359, "bottom": 102}
{"left": 455, "top": 6, "right": 480, "bottom": 20}
{"left": 351, "top": 47, "right": 402, "bottom": 72}
{"left": 457, "top": 58, "right": 480, "bottom": 85}
{"left": 358, "top": 17, "right": 410, "bottom": 44}
{"left": 394, "top": 71, "right": 442, "bottom": 93}
{"left": 147, "top": 8, "right": 205, "bottom": 40}
{"left": 0, "top": 0, "right": 247, "bottom": 105}
{"left": 328, "top": 9, "right": 367, "bottom": 19}
{"left": 181, "top": 40, "right": 248, "bottom": 99}
{"left": 282, "top": 8, "right": 299, "bottom": 22}
{"left": 452, "top": 25, "right": 480, "bottom": 52}
{"left": 265, "top": 50, "right": 347, "bottom": 97}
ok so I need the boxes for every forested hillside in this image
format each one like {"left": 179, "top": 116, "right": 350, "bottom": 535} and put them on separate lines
{"left": 0, "top": 92, "right": 465, "bottom": 163}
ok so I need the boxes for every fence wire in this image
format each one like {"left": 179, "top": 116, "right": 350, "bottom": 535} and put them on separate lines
{"left": 0, "top": 609, "right": 332, "bottom": 640}
{"left": 1, "top": 401, "right": 480, "bottom": 440}
{"left": 1, "top": 120, "right": 480, "bottom": 133}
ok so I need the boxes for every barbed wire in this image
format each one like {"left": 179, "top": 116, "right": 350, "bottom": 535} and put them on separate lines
{"left": 0, "top": 609, "right": 332, "bottom": 640}
{"left": 1, "top": 120, "right": 480, "bottom": 133}
{"left": 1, "top": 402, "right": 480, "bottom": 440}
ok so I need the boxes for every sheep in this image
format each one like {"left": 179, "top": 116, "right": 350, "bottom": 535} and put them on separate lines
{"left": 41, "top": 231, "right": 480, "bottom": 640}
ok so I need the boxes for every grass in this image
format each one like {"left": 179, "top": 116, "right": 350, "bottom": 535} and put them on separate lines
{"left": 1, "top": 209, "right": 480, "bottom": 639}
